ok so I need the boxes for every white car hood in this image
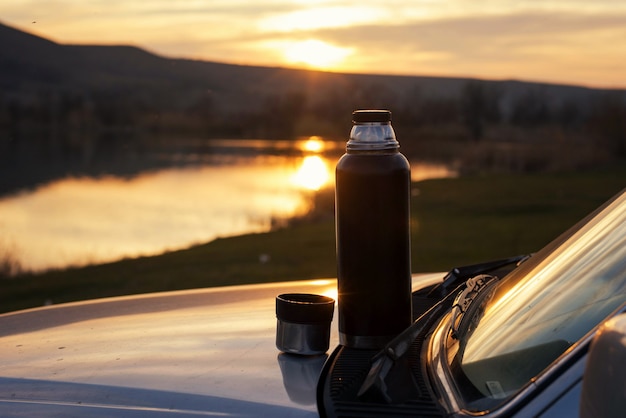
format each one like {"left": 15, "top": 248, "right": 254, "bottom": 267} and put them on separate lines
{"left": 0, "top": 275, "right": 442, "bottom": 417}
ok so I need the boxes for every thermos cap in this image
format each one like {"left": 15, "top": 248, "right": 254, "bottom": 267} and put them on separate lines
{"left": 276, "top": 293, "right": 335, "bottom": 324}
{"left": 348, "top": 109, "right": 398, "bottom": 151}
{"left": 352, "top": 109, "right": 392, "bottom": 124}
{"left": 276, "top": 293, "right": 335, "bottom": 355}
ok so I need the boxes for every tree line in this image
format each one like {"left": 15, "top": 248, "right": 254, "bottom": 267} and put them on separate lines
{"left": 1, "top": 79, "right": 625, "bottom": 168}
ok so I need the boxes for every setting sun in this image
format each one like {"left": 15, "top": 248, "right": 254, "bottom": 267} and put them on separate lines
{"left": 284, "top": 39, "right": 353, "bottom": 70}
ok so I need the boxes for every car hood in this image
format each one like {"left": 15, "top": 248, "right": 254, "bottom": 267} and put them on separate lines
{"left": 0, "top": 275, "right": 442, "bottom": 417}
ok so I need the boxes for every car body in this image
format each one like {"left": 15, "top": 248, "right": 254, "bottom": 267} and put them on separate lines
{"left": 1, "top": 189, "right": 624, "bottom": 417}
{"left": 0, "top": 279, "right": 341, "bottom": 417}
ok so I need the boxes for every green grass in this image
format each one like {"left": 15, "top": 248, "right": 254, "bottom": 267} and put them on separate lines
{"left": 1, "top": 163, "right": 624, "bottom": 314}
{"left": 410, "top": 167, "right": 625, "bottom": 270}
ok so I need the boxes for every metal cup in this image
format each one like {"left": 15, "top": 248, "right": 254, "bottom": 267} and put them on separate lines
{"left": 276, "top": 293, "right": 335, "bottom": 355}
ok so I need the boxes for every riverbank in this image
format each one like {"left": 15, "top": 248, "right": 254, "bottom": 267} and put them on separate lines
{"left": 1, "top": 163, "right": 624, "bottom": 314}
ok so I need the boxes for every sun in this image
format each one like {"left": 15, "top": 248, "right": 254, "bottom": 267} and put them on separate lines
{"left": 284, "top": 39, "right": 352, "bottom": 70}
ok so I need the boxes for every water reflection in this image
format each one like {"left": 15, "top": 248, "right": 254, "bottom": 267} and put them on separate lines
{"left": 0, "top": 158, "right": 319, "bottom": 273}
{"left": 0, "top": 138, "right": 455, "bottom": 274}
{"left": 299, "top": 136, "right": 326, "bottom": 153}
{"left": 291, "top": 155, "right": 331, "bottom": 191}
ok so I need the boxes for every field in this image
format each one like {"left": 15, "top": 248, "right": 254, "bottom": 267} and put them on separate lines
{"left": 1, "top": 164, "right": 624, "bottom": 314}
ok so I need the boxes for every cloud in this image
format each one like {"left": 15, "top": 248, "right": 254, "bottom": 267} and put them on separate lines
{"left": 287, "top": 11, "right": 625, "bottom": 81}
{"left": 1, "top": 1, "right": 624, "bottom": 86}
{"left": 256, "top": 5, "right": 389, "bottom": 32}
{"left": 310, "top": 11, "right": 626, "bottom": 53}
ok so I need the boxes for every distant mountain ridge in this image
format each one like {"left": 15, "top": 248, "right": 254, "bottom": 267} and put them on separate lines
{"left": 1, "top": 20, "right": 619, "bottom": 113}
{"left": 1, "top": 20, "right": 625, "bottom": 196}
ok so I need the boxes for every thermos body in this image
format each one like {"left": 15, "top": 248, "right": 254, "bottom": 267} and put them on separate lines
{"left": 335, "top": 110, "right": 412, "bottom": 349}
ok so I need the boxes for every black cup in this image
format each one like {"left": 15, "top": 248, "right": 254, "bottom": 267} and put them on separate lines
{"left": 275, "top": 293, "right": 335, "bottom": 355}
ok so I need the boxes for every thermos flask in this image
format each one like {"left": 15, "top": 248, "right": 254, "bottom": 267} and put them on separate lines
{"left": 335, "top": 109, "right": 412, "bottom": 349}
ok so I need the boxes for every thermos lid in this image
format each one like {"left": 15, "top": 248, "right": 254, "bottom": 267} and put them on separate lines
{"left": 352, "top": 109, "right": 392, "bottom": 123}
{"left": 276, "top": 293, "right": 335, "bottom": 324}
{"left": 348, "top": 109, "right": 398, "bottom": 151}
{"left": 276, "top": 293, "right": 335, "bottom": 355}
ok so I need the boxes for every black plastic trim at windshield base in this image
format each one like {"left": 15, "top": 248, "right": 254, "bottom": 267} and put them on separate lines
{"left": 317, "top": 343, "right": 445, "bottom": 418}
{"left": 317, "top": 294, "right": 447, "bottom": 417}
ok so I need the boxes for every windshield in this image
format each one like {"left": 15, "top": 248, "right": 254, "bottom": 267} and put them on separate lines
{"left": 446, "top": 189, "right": 626, "bottom": 411}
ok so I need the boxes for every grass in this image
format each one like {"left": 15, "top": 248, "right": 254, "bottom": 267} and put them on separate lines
{"left": 410, "top": 168, "right": 625, "bottom": 269}
{"left": 1, "top": 163, "right": 624, "bottom": 314}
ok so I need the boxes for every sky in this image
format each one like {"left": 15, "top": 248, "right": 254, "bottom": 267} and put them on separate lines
{"left": 2, "top": 0, "right": 626, "bottom": 88}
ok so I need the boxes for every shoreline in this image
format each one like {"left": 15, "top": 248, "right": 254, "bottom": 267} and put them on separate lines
{"left": 1, "top": 163, "right": 624, "bottom": 314}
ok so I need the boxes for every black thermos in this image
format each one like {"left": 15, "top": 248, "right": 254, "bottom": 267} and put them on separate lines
{"left": 335, "top": 109, "right": 412, "bottom": 349}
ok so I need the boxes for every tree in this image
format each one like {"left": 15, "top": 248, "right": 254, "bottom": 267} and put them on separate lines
{"left": 587, "top": 93, "right": 626, "bottom": 158}
{"left": 510, "top": 88, "right": 551, "bottom": 127}
{"left": 258, "top": 91, "right": 307, "bottom": 139}
{"left": 460, "top": 81, "right": 501, "bottom": 141}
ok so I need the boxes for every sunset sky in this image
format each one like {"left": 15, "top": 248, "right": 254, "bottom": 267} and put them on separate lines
{"left": 2, "top": 0, "right": 625, "bottom": 88}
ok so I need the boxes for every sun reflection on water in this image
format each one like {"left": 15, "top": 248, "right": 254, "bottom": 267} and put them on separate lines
{"left": 300, "top": 136, "right": 326, "bottom": 153}
{"left": 291, "top": 156, "right": 331, "bottom": 191}
{"left": 291, "top": 136, "right": 334, "bottom": 191}
{"left": 0, "top": 138, "right": 454, "bottom": 273}
{"left": 0, "top": 156, "right": 325, "bottom": 272}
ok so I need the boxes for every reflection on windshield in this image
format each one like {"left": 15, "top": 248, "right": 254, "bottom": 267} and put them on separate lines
{"left": 450, "top": 190, "right": 626, "bottom": 409}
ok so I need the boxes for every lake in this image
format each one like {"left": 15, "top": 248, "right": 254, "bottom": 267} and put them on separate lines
{"left": 0, "top": 137, "right": 456, "bottom": 274}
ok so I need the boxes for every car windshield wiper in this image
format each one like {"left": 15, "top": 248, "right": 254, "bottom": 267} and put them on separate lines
{"left": 357, "top": 292, "right": 454, "bottom": 403}
{"left": 426, "top": 254, "right": 529, "bottom": 299}
{"left": 449, "top": 274, "right": 499, "bottom": 340}
{"left": 357, "top": 273, "right": 499, "bottom": 403}
{"left": 356, "top": 257, "right": 529, "bottom": 404}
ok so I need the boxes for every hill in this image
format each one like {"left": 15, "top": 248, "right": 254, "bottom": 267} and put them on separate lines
{"left": 1, "top": 20, "right": 616, "bottom": 114}
{"left": 0, "top": 21, "right": 625, "bottom": 195}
